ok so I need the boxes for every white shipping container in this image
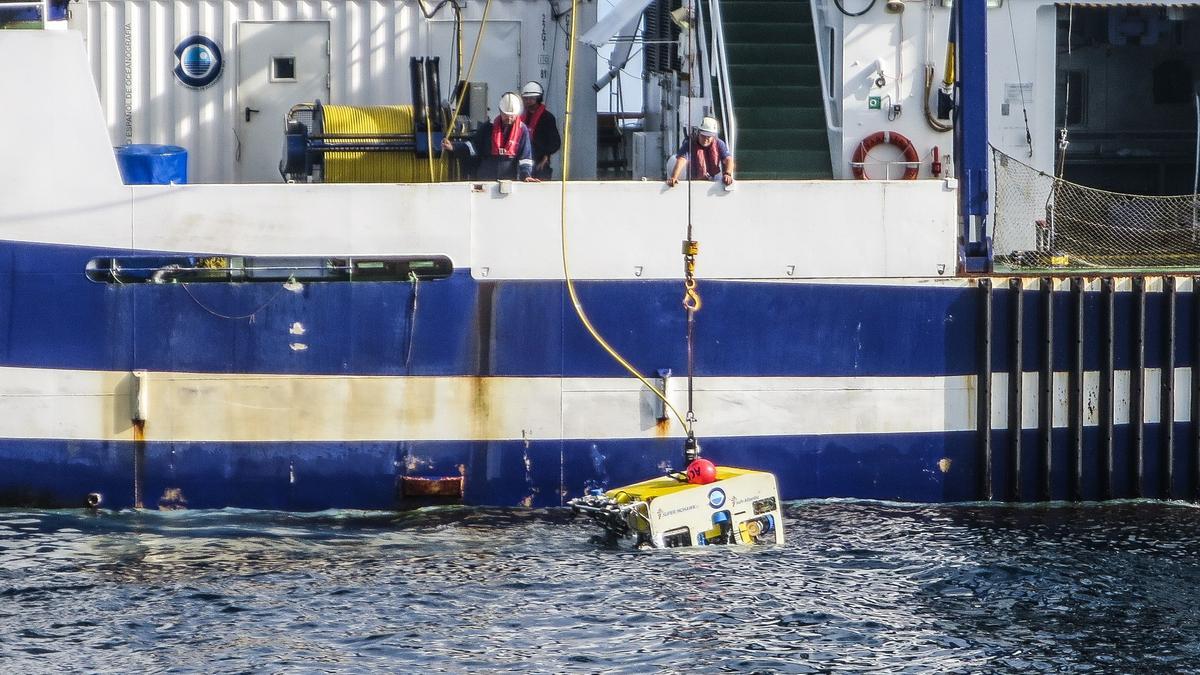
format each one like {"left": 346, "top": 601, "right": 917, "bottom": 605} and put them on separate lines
{"left": 72, "top": 0, "right": 596, "bottom": 183}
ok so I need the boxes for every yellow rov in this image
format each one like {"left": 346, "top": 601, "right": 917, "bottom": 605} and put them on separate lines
{"left": 569, "top": 465, "right": 784, "bottom": 548}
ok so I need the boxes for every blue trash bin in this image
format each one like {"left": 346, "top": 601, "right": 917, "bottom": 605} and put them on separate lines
{"left": 114, "top": 144, "right": 188, "bottom": 185}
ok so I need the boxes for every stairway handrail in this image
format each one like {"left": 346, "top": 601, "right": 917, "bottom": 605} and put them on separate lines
{"left": 706, "top": 0, "right": 736, "bottom": 153}
{"left": 811, "top": 0, "right": 842, "bottom": 170}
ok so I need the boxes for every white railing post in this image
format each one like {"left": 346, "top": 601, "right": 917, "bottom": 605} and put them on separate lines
{"left": 706, "top": 0, "right": 736, "bottom": 153}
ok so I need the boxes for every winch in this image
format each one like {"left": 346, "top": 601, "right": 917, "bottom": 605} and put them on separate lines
{"left": 570, "top": 460, "right": 784, "bottom": 548}
{"left": 279, "top": 56, "right": 486, "bottom": 183}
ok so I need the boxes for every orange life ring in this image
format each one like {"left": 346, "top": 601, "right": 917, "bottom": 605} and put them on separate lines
{"left": 851, "top": 131, "right": 920, "bottom": 180}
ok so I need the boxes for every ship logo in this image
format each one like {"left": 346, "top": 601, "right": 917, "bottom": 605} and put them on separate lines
{"left": 174, "top": 36, "right": 223, "bottom": 89}
{"left": 707, "top": 487, "right": 726, "bottom": 509}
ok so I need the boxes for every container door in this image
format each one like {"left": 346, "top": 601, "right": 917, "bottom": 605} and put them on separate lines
{"left": 236, "top": 21, "right": 330, "bottom": 183}
{"left": 429, "top": 21, "right": 522, "bottom": 115}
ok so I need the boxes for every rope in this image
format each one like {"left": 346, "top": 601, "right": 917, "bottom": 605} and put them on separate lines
{"left": 442, "top": 0, "right": 494, "bottom": 181}
{"left": 404, "top": 271, "right": 420, "bottom": 374}
{"left": 180, "top": 281, "right": 291, "bottom": 321}
{"left": 1057, "top": 2, "right": 1075, "bottom": 178}
{"left": 1005, "top": 0, "right": 1032, "bottom": 157}
{"left": 558, "top": 0, "right": 688, "bottom": 430}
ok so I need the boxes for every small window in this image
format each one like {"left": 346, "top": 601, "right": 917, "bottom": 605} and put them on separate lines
{"left": 86, "top": 255, "right": 453, "bottom": 284}
{"left": 271, "top": 56, "right": 296, "bottom": 82}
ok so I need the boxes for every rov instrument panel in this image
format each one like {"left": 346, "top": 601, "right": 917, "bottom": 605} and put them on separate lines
{"left": 570, "top": 468, "right": 784, "bottom": 549}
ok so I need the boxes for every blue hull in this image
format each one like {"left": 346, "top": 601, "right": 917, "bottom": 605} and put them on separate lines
{"left": 2, "top": 240, "right": 1200, "bottom": 508}
{"left": 1, "top": 424, "right": 1195, "bottom": 510}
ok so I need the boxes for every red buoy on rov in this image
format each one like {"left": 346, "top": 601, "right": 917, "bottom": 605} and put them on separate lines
{"left": 686, "top": 458, "right": 717, "bottom": 484}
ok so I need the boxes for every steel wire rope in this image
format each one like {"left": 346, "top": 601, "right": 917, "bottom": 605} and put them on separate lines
{"left": 682, "top": 0, "right": 699, "bottom": 432}
{"left": 1056, "top": 2, "right": 1075, "bottom": 178}
{"left": 557, "top": 0, "right": 689, "bottom": 430}
{"left": 1005, "top": 0, "right": 1033, "bottom": 157}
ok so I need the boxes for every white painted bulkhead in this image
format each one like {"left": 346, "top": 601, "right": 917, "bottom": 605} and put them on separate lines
{"left": 816, "top": 0, "right": 957, "bottom": 180}
{"left": 0, "top": 30, "right": 960, "bottom": 279}
{"left": 70, "top": 0, "right": 598, "bottom": 183}
{"left": 819, "top": 0, "right": 1197, "bottom": 182}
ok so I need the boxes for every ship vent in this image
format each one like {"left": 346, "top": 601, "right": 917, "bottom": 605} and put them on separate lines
{"left": 643, "top": 0, "right": 682, "bottom": 74}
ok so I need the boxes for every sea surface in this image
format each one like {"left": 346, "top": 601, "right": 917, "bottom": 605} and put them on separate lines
{"left": 3, "top": 500, "right": 1200, "bottom": 673}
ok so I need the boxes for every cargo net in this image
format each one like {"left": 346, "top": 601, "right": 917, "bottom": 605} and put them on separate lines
{"left": 992, "top": 148, "right": 1200, "bottom": 272}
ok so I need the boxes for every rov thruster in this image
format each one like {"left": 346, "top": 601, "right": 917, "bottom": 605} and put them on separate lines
{"left": 569, "top": 459, "right": 784, "bottom": 548}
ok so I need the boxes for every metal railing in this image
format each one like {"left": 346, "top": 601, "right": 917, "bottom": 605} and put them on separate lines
{"left": 811, "top": 2, "right": 842, "bottom": 174}
{"left": 705, "top": 0, "right": 737, "bottom": 153}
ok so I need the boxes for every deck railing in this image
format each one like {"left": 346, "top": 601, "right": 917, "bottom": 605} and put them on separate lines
{"left": 704, "top": 0, "right": 737, "bottom": 153}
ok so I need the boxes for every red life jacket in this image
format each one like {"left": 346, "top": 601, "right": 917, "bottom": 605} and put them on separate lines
{"left": 691, "top": 136, "right": 721, "bottom": 179}
{"left": 523, "top": 104, "right": 546, "bottom": 136}
{"left": 491, "top": 117, "right": 526, "bottom": 157}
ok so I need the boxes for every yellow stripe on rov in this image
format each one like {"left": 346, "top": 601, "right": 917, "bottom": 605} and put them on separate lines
{"left": 606, "top": 467, "right": 765, "bottom": 502}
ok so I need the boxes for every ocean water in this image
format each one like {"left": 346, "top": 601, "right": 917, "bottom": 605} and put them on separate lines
{"left": 3, "top": 501, "right": 1200, "bottom": 673}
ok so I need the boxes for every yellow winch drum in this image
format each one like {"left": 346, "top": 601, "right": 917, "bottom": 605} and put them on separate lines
{"left": 279, "top": 56, "right": 457, "bottom": 183}
{"left": 281, "top": 101, "right": 454, "bottom": 183}
{"left": 325, "top": 105, "right": 424, "bottom": 183}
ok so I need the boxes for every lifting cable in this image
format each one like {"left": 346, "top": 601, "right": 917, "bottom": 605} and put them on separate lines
{"left": 558, "top": 0, "right": 691, "bottom": 432}
{"left": 681, "top": 0, "right": 701, "bottom": 458}
{"left": 1056, "top": 2, "right": 1075, "bottom": 178}
{"left": 1005, "top": 0, "right": 1033, "bottom": 157}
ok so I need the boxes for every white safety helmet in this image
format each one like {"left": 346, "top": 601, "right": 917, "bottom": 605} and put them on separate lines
{"left": 521, "top": 81, "right": 544, "bottom": 98}
{"left": 698, "top": 116, "right": 720, "bottom": 137}
{"left": 499, "top": 92, "right": 523, "bottom": 116}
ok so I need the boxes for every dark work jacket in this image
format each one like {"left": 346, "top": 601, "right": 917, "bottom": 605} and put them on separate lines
{"left": 449, "top": 120, "right": 533, "bottom": 181}
{"left": 525, "top": 108, "right": 562, "bottom": 180}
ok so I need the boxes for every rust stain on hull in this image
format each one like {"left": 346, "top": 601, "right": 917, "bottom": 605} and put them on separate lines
{"left": 400, "top": 476, "right": 464, "bottom": 498}
{"left": 158, "top": 487, "right": 188, "bottom": 510}
{"left": 655, "top": 417, "right": 672, "bottom": 437}
{"left": 132, "top": 420, "right": 145, "bottom": 509}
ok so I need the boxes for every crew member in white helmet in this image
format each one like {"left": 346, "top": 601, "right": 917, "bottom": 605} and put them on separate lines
{"left": 520, "top": 81, "right": 561, "bottom": 180}
{"left": 666, "top": 116, "right": 735, "bottom": 187}
{"left": 442, "top": 92, "right": 538, "bottom": 182}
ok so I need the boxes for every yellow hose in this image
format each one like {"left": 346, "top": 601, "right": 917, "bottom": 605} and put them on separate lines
{"left": 943, "top": 40, "right": 956, "bottom": 88}
{"left": 323, "top": 105, "right": 439, "bottom": 183}
{"left": 558, "top": 0, "right": 688, "bottom": 430}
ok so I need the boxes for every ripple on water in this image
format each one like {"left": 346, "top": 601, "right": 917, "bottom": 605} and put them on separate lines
{"left": 2, "top": 501, "right": 1200, "bottom": 672}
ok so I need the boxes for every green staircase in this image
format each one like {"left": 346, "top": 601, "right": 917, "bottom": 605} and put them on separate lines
{"left": 718, "top": 0, "right": 833, "bottom": 179}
